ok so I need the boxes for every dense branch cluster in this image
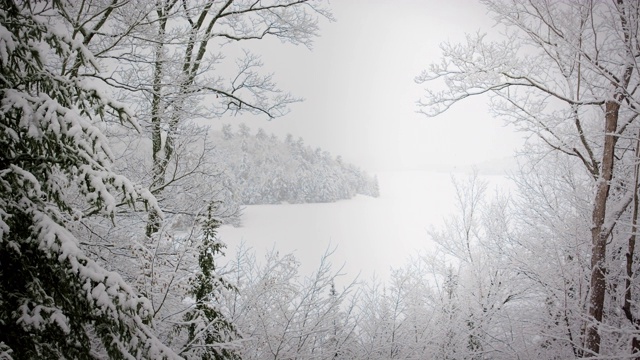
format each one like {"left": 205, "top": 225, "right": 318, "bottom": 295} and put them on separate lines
{"left": 418, "top": 0, "right": 640, "bottom": 357}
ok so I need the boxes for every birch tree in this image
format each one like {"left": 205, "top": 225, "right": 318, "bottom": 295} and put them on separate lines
{"left": 417, "top": 0, "right": 640, "bottom": 356}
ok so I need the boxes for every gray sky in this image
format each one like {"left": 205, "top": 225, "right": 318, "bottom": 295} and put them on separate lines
{"left": 218, "top": 0, "right": 524, "bottom": 172}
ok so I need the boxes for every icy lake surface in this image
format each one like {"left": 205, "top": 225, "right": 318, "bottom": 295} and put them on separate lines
{"left": 219, "top": 171, "right": 509, "bottom": 284}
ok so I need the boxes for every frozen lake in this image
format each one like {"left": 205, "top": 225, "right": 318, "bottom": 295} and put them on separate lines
{"left": 218, "top": 170, "right": 510, "bottom": 285}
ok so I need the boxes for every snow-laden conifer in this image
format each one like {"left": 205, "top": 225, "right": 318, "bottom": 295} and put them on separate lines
{"left": 0, "top": 2, "right": 178, "bottom": 358}
{"left": 175, "top": 203, "right": 241, "bottom": 359}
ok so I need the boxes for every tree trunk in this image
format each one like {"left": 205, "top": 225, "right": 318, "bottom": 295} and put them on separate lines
{"left": 624, "top": 130, "right": 640, "bottom": 358}
{"left": 146, "top": 6, "right": 168, "bottom": 237}
{"left": 585, "top": 99, "right": 620, "bottom": 356}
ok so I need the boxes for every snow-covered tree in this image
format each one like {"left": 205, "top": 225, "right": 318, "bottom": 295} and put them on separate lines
{"left": 111, "top": 0, "right": 334, "bottom": 236}
{"left": 426, "top": 174, "right": 523, "bottom": 359}
{"left": 175, "top": 203, "right": 240, "bottom": 359}
{"left": 47, "top": 0, "right": 335, "bottom": 354}
{"left": 418, "top": 0, "right": 640, "bottom": 356}
{"left": 506, "top": 150, "right": 593, "bottom": 358}
{"left": 0, "top": 1, "right": 179, "bottom": 358}
{"left": 224, "top": 247, "right": 357, "bottom": 360}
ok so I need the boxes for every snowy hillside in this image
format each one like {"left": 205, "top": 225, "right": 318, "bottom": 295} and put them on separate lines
{"left": 211, "top": 124, "right": 379, "bottom": 206}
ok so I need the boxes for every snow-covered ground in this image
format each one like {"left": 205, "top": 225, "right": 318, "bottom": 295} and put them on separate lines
{"left": 219, "top": 170, "right": 510, "bottom": 286}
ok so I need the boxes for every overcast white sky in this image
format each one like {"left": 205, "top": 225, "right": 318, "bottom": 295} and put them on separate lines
{"left": 218, "top": 0, "right": 524, "bottom": 172}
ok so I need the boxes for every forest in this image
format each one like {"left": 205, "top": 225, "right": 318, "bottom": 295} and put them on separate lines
{"left": 2, "top": 0, "right": 640, "bottom": 359}
{"left": 214, "top": 124, "right": 379, "bottom": 207}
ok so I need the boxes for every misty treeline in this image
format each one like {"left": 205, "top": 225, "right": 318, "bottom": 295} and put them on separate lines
{"left": 216, "top": 124, "right": 379, "bottom": 206}
{"left": 3, "top": 0, "right": 640, "bottom": 360}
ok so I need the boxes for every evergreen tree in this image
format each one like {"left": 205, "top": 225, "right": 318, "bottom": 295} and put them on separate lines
{"left": 0, "top": 1, "right": 178, "bottom": 358}
{"left": 177, "top": 203, "right": 240, "bottom": 359}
